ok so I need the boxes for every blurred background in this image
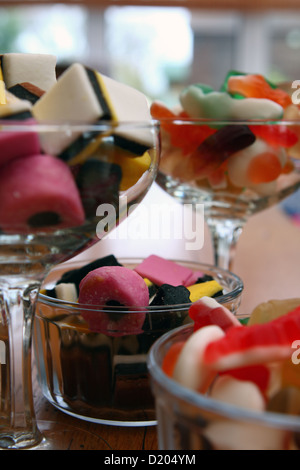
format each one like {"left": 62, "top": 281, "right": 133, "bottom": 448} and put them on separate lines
{"left": 0, "top": 1, "right": 299, "bottom": 314}
{"left": 1, "top": 1, "right": 300, "bottom": 106}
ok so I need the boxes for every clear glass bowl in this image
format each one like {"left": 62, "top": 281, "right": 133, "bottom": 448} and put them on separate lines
{"left": 148, "top": 324, "right": 300, "bottom": 450}
{"left": 34, "top": 257, "right": 243, "bottom": 427}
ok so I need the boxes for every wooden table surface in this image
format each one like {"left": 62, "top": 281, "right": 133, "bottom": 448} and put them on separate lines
{"left": 31, "top": 184, "right": 300, "bottom": 451}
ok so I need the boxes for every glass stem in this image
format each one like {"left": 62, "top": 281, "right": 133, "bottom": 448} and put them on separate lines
{"left": 0, "top": 282, "right": 42, "bottom": 449}
{"left": 207, "top": 218, "right": 245, "bottom": 271}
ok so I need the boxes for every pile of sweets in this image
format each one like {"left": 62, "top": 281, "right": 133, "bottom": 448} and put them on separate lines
{"left": 162, "top": 296, "right": 300, "bottom": 450}
{"left": 43, "top": 254, "right": 224, "bottom": 333}
{"left": 151, "top": 70, "right": 300, "bottom": 196}
{"left": 0, "top": 53, "right": 154, "bottom": 233}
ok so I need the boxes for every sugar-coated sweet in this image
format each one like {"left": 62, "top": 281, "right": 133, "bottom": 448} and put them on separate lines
{"left": 0, "top": 154, "right": 85, "bottom": 232}
{"left": 78, "top": 266, "right": 149, "bottom": 307}
{"left": 57, "top": 255, "right": 122, "bottom": 292}
{"left": 78, "top": 265, "right": 149, "bottom": 334}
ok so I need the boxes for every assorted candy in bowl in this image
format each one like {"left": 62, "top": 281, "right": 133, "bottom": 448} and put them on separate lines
{"left": 151, "top": 71, "right": 300, "bottom": 270}
{"left": 34, "top": 254, "right": 243, "bottom": 426}
{"left": 148, "top": 297, "right": 300, "bottom": 450}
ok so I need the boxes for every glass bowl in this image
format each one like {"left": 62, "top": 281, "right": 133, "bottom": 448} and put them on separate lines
{"left": 34, "top": 257, "right": 243, "bottom": 427}
{"left": 148, "top": 324, "right": 300, "bottom": 450}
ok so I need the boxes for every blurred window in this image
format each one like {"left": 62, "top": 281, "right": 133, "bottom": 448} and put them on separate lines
{"left": 0, "top": 5, "right": 300, "bottom": 102}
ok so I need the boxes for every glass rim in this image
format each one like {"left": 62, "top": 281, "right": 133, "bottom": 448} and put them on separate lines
{"left": 147, "top": 323, "right": 300, "bottom": 431}
{"left": 156, "top": 117, "right": 300, "bottom": 126}
{"left": 37, "top": 258, "right": 244, "bottom": 314}
{"left": 0, "top": 118, "right": 160, "bottom": 132}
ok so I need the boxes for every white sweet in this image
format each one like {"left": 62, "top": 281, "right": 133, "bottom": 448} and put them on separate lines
{"left": 33, "top": 63, "right": 153, "bottom": 156}
{"left": 1, "top": 53, "right": 56, "bottom": 91}
{"left": 55, "top": 283, "right": 78, "bottom": 303}
{"left": 173, "top": 325, "right": 225, "bottom": 392}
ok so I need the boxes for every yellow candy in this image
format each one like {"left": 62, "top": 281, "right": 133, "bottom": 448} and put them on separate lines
{"left": 111, "top": 150, "right": 152, "bottom": 191}
{"left": 0, "top": 80, "right": 6, "bottom": 105}
{"left": 187, "top": 280, "right": 222, "bottom": 303}
{"left": 248, "top": 298, "right": 300, "bottom": 325}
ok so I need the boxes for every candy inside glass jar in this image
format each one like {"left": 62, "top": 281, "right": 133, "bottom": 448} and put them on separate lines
{"left": 148, "top": 297, "right": 300, "bottom": 450}
{"left": 34, "top": 256, "right": 243, "bottom": 426}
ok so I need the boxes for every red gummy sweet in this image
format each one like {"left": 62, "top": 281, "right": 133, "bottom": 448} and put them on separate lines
{"left": 78, "top": 266, "right": 149, "bottom": 335}
{"left": 203, "top": 306, "right": 300, "bottom": 371}
{"left": 219, "top": 364, "right": 271, "bottom": 395}
{"left": 227, "top": 74, "right": 292, "bottom": 108}
{"left": 150, "top": 101, "right": 215, "bottom": 155}
{"left": 189, "top": 297, "right": 241, "bottom": 332}
{"left": 249, "top": 125, "right": 298, "bottom": 148}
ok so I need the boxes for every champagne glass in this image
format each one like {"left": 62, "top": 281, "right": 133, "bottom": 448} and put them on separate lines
{"left": 0, "top": 120, "right": 159, "bottom": 449}
{"left": 153, "top": 117, "right": 300, "bottom": 270}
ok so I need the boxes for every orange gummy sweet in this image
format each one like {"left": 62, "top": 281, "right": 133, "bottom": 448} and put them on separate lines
{"left": 247, "top": 152, "right": 282, "bottom": 184}
{"left": 150, "top": 101, "right": 215, "bottom": 155}
{"left": 227, "top": 74, "right": 292, "bottom": 108}
{"left": 162, "top": 341, "right": 185, "bottom": 377}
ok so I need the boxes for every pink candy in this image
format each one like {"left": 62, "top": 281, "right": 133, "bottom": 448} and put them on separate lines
{"left": 134, "top": 255, "right": 202, "bottom": 287}
{"left": 78, "top": 266, "right": 149, "bottom": 335}
{"left": 0, "top": 125, "right": 41, "bottom": 166}
{"left": 0, "top": 154, "right": 85, "bottom": 232}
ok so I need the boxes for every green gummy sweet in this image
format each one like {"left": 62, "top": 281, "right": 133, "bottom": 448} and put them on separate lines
{"left": 180, "top": 85, "right": 283, "bottom": 120}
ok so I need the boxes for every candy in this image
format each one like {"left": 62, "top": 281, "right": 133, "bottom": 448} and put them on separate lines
{"left": 0, "top": 91, "right": 32, "bottom": 119}
{"left": 180, "top": 85, "right": 283, "bottom": 120}
{"left": 78, "top": 266, "right": 149, "bottom": 334}
{"left": 32, "top": 63, "right": 153, "bottom": 159}
{"left": 172, "top": 325, "right": 225, "bottom": 392}
{"left": 219, "top": 364, "right": 271, "bottom": 395}
{"left": 248, "top": 298, "right": 300, "bottom": 325}
{"left": 8, "top": 81, "right": 45, "bottom": 104}
{"left": 0, "top": 53, "right": 56, "bottom": 91}
{"left": 54, "top": 283, "right": 78, "bottom": 303}
{"left": 134, "top": 255, "right": 202, "bottom": 287}
{"left": 203, "top": 306, "right": 300, "bottom": 371}
{"left": 210, "top": 374, "right": 265, "bottom": 411}
{"left": 162, "top": 341, "right": 185, "bottom": 377}
{"left": 0, "top": 154, "right": 85, "bottom": 232}
{"left": 149, "top": 284, "right": 191, "bottom": 306}
{"left": 185, "top": 124, "right": 256, "bottom": 180}
{"left": 187, "top": 281, "right": 223, "bottom": 302}
{"left": 57, "top": 255, "right": 122, "bottom": 293}
{"left": 189, "top": 296, "right": 241, "bottom": 332}
{"left": 249, "top": 124, "right": 298, "bottom": 148}
{"left": 227, "top": 74, "right": 292, "bottom": 108}
{"left": 0, "top": 122, "right": 41, "bottom": 167}
{"left": 75, "top": 159, "right": 122, "bottom": 217}
{"left": 150, "top": 101, "right": 215, "bottom": 155}
{"left": 227, "top": 138, "right": 286, "bottom": 192}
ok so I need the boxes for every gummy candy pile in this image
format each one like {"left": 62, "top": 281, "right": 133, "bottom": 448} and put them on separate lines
{"left": 151, "top": 71, "right": 300, "bottom": 199}
{"left": 162, "top": 296, "right": 300, "bottom": 450}
{"left": 0, "top": 53, "right": 155, "bottom": 233}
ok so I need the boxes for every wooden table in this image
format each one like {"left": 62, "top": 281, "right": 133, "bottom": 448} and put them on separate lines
{"left": 31, "top": 184, "right": 300, "bottom": 450}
